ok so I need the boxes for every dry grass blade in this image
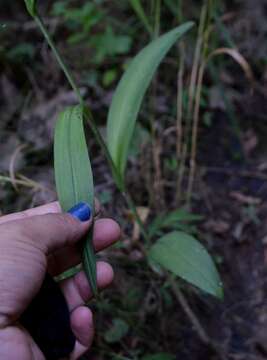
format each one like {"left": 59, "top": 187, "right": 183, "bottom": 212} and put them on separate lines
{"left": 9, "top": 144, "right": 28, "bottom": 191}
{"left": 208, "top": 48, "right": 254, "bottom": 84}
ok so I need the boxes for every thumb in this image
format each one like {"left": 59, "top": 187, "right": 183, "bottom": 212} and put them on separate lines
{"left": 3, "top": 202, "right": 92, "bottom": 255}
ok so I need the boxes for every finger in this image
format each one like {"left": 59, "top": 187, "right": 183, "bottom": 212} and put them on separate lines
{"left": 1, "top": 212, "right": 91, "bottom": 255}
{"left": 61, "top": 262, "right": 114, "bottom": 311}
{"left": 0, "top": 202, "right": 61, "bottom": 225}
{"left": 71, "top": 306, "right": 94, "bottom": 347}
{"left": 0, "top": 199, "right": 101, "bottom": 225}
{"left": 70, "top": 340, "right": 92, "bottom": 360}
{"left": 48, "top": 218, "right": 120, "bottom": 275}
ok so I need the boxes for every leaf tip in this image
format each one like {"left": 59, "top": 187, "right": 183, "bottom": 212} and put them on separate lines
{"left": 215, "top": 282, "right": 224, "bottom": 300}
{"left": 24, "top": 0, "right": 37, "bottom": 17}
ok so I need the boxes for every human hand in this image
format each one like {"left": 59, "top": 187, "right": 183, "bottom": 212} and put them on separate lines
{"left": 0, "top": 201, "right": 120, "bottom": 359}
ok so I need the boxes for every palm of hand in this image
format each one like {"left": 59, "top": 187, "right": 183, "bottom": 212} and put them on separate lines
{"left": 0, "top": 202, "right": 120, "bottom": 359}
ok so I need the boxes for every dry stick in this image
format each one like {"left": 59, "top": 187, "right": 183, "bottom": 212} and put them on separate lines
{"left": 0, "top": 174, "right": 48, "bottom": 192}
{"left": 169, "top": 277, "right": 210, "bottom": 344}
{"left": 175, "top": 40, "right": 185, "bottom": 204}
{"left": 185, "top": 2, "right": 209, "bottom": 206}
{"left": 9, "top": 144, "right": 28, "bottom": 192}
{"left": 177, "top": 4, "right": 207, "bottom": 207}
{"left": 171, "top": 278, "right": 226, "bottom": 360}
{"left": 187, "top": 40, "right": 255, "bottom": 204}
{"left": 150, "top": 0, "right": 166, "bottom": 210}
{"left": 0, "top": 175, "right": 35, "bottom": 188}
{"left": 186, "top": 60, "right": 205, "bottom": 204}
{"left": 187, "top": 4, "right": 207, "bottom": 119}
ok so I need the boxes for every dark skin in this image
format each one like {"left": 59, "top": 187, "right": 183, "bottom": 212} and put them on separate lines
{"left": 0, "top": 201, "right": 121, "bottom": 359}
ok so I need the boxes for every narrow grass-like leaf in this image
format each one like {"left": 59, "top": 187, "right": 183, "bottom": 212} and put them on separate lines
{"left": 107, "top": 22, "right": 194, "bottom": 179}
{"left": 54, "top": 105, "right": 97, "bottom": 296}
{"left": 24, "top": 0, "right": 37, "bottom": 17}
{"left": 149, "top": 231, "right": 223, "bottom": 299}
{"left": 129, "top": 0, "right": 153, "bottom": 36}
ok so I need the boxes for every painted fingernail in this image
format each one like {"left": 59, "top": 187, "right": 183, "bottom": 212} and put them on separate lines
{"left": 68, "top": 202, "right": 91, "bottom": 222}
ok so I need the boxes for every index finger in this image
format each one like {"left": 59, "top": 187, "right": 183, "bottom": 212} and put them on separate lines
{"left": 0, "top": 199, "right": 101, "bottom": 225}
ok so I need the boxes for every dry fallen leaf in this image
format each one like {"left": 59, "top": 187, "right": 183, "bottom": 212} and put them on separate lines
{"left": 132, "top": 206, "right": 150, "bottom": 241}
{"left": 204, "top": 219, "right": 230, "bottom": 234}
{"left": 230, "top": 191, "right": 261, "bottom": 205}
{"left": 242, "top": 129, "right": 258, "bottom": 156}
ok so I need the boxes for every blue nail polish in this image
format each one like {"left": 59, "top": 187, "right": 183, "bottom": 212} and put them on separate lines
{"left": 68, "top": 202, "right": 91, "bottom": 222}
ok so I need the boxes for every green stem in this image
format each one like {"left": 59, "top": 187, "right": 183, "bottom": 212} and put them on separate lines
{"left": 153, "top": 0, "right": 161, "bottom": 38}
{"left": 34, "top": 15, "right": 84, "bottom": 105}
{"left": 130, "top": 0, "right": 153, "bottom": 36}
{"left": 34, "top": 13, "right": 150, "bottom": 246}
{"left": 83, "top": 108, "right": 125, "bottom": 192}
{"left": 32, "top": 9, "right": 213, "bottom": 348}
{"left": 34, "top": 13, "right": 124, "bottom": 191}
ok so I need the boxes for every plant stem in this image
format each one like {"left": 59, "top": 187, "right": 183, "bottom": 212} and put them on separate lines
{"left": 175, "top": 0, "right": 185, "bottom": 204}
{"left": 186, "top": 0, "right": 211, "bottom": 206}
{"left": 34, "top": 12, "right": 214, "bottom": 349}
{"left": 34, "top": 13, "right": 125, "bottom": 192}
{"left": 175, "top": 42, "right": 185, "bottom": 204}
{"left": 35, "top": 13, "right": 151, "bottom": 244}
{"left": 83, "top": 108, "right": 125, "bottom": 192}
{"left": 169, "top": 277, "right": 210, "bottom": 344}
{"left": 153, "top": 0, "right": 161, "bottom": 38}
{"left": 34, "top": 15, "right": 84, "bottom": 105}
{"left": 129, "top": 0, "right": 153, "bottom": 36}
{"left": 122, "top": 190, "right": 151, "bottom": 245}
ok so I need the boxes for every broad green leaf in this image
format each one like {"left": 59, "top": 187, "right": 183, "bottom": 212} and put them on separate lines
{"left": 149, "top": 231, "right": 223, "bottom": 299}
{"left": 107, "top": 22, "right": 194, "bottom": 179}
{"left": 142, "top": 354, "right": 175, "bottom": 360}
{"left": 148, "top": 209, "right": 203, "bottom": 238}
{"left": 24, "top": 0, "right": 37, "bottom": 17}
{"left": 129, "top": 0, "right": 153, "bottom": 35}
{"left": 54, "top": 105, "right": 97, "bottom": 295}
{"left": 104, "top": 318, "right": 129, "bottom": 343}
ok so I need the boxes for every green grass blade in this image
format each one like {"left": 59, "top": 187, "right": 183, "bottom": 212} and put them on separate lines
{"left": 129, "top": 0, "right": 153, "bottom": 36}
{"left": 24, "top": 0, "right": 36, "bottom": 17}
{"left": 54, "top": 105, "right": 97, "bottom": 296}
{"left": 107, "top": 22, "right": 194, "bottom": 179}
{"left": 149, "top": 231, "right": 223, "bottom": 299}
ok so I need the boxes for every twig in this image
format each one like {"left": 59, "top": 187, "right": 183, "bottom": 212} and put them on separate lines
{"left": 176, "top": 40, "right": 185, "bottom": 204}
{"left": 8, "top": 144, "right": 28, "bottom": 192}
{"left": 169, "top": 278, "right": 211, "bottom": 344}
{"left": 186, "top": 60, "right": 205, "bottom": 204}
{"left": 186, "top": 1, "right": 210, "bottom": 206}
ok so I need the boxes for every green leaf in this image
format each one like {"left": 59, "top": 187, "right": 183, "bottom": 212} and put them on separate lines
{"left": 102, "top": 69, "right": 118, "bottom": 87}
{"left": 54, "top": 105, "right": 97, "bottom": 295}
{"left": 107, "top": 23, "right": 194, "bottom": 179}
{"left": 142, "top": 354, "right": 175, "bottom": 360}
{"left": 148, "top": 209, "right": 203, "bottom": 238}
{"left": 149, "top": 231, "right": 223, "bottom": 299}
{"left": 104, "top": 318, "right": 129, "bottom": 343}
{"left": 129, "top": 0, "right": 153, "bottom": 35}
{"left": 24, "top": 0, "right": 37, "bottom": 17}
